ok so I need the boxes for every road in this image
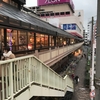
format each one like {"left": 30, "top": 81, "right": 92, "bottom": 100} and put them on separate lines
{"left": 72, "top": 46, "right": 90, "bottom": 100}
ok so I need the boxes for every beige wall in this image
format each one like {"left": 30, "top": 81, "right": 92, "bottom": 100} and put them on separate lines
{"left": 59, "top": 16, "right": 83, "bottom": 36}
{"left": 41, "top": 16, "right": 83, "bottom": 37}
{"left": 40, "top": 3, "right": 73, "bottom": 15}
{"left": 39, "top": 3, "right": 84, "bottom": 37}
{"left": 74, "top": 10, "right": 84, "bottom": 24}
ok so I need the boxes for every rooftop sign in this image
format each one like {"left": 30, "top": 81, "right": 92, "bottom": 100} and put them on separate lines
{"left": 37, "top": 0, "right": 74, "bottom": 10}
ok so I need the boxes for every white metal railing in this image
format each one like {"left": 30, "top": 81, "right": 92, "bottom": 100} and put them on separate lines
{"left": 0, "top": 55, "right": 73, "bottom": 100}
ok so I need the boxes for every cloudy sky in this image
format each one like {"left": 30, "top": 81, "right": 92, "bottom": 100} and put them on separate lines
{"left": 26, "top": 0, "right": 97, "bottom": 30}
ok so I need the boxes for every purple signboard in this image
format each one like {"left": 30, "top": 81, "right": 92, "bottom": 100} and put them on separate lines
{"left": 37, "top": 0, "right": 74, "bottom": 10}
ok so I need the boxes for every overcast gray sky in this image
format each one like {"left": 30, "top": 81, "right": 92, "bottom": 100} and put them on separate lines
{"left": 26, "top": 0, "right": 97, "bottom": 30}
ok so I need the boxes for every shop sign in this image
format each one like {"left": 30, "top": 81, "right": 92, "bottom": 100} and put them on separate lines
{"left": 0, "top": 14, "right": 8, "bottom": 24}
{"left": 61, "top": 24, "right": 76, "bottom": 30}
{"left": 9, "top": 18, "right": 20, "bottom": 26}
{"left": 31, "top": 25, "right": 38, "bottom": 30}
{"left": 45, "top": 0, "right": 61, "bottom": 4}
{"left": 31, "top": 25, "right": 35, "bottom": 30}
{"left": 38, "top": 0, "right": 74, "bottom": 10}
{"left": 37, "top": 27, "right": 43, "bottom": 31}
{"left": 21, "top": 22, "right": 30, "bottom": 29}
{"left": 42, "top": 28, "right": 46, "bottom": 32}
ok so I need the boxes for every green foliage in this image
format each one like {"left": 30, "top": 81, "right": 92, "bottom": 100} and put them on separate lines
{"left": 87, "top": 61, "right": 90, "bottom": 65}
{"left": 85, "top": 65, "right": 90, "bottom": 71}
{"left": 84, "top": 78, "right": 90, "bottom": 88}
{"left": 84, "top": 58, "right": 91, "bottom": 88}
{"left": 84, "top": 71, "right": 90, "bottom": 88}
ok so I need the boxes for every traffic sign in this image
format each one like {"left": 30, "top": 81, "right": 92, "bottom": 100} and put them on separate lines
{"left": 90, "top": 90, "right": 95, "bottom": 98}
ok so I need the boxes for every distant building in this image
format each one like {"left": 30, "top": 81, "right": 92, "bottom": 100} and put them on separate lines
{"left": 29, "top": 0, "right": 84, "bottom": 39}
{"left": 87, "top": 19, "right": 97, "bottom": 46}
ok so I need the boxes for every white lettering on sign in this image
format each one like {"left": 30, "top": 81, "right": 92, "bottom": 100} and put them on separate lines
{"left": 45, "top": 0, "right": 61, "bottom": 4}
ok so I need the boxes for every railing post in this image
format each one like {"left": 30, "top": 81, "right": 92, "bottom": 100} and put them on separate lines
{"left": 48, "top": 69, "right": 49, "bottom": 88}
{"left": 58, "top": 46, "right": 59, "bottom": 55}
{"left": 28, "top": 57, "right": 31, "bottom": 88}
{"left": 35, "top": 50, "right": 39, "bottom": 58}
{"left": 1, "top": 66, "right": 4, "bottom": 100}
{"left": 9, "top": 62, "right": 14, "bottom": 100}
{"left": 40, "top": 63, "right": 42, "bottom": 86}
{"left": 63, "top": 45, "right": 64, "bottom": 52}
{"left": 49, "top": 48, "right": 52, "bottom": 59}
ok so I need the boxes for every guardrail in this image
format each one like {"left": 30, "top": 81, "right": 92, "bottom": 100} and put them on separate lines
{"left": 0, "top": 55, "right": 73, "bottom": 100}
{"left": 37, "top": 42, "right": 83, "bottom": 65}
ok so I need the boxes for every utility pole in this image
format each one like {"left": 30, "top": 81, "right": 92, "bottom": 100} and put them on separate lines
{"left": 95, "top": 0, "right": 100, "bottom": 100}
{"left": 90, "top": 17, "right": 95, "bottom": 100}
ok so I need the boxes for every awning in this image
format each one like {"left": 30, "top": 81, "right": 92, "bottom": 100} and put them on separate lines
{"left": 70, "top": 32, "right": 83, "bottom": 38}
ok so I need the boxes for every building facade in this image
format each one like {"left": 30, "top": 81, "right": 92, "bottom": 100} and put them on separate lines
{"left": 29, "top": 0, "right": 84, "bottom": 39}
{"left": 0, "top": 0, "right": 82, "bottom": 55}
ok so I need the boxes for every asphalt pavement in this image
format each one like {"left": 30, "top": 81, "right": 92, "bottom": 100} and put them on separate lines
{"left": 72, "top": 46, "right": 90, "bottom": 100}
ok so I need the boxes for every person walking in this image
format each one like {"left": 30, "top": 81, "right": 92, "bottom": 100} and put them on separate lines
{"left": 74, "top": 75, "right": 79, "bottom": 84}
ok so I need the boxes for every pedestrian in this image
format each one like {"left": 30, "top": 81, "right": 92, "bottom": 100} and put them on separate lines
{"left": 74, "top": 75, "right": 79, "bottom": 84}
{"left": 84, "top": 53, "right": 86, "bottom": 58}
{"left": 2, "top": 46, "right": 15, "bottom": 60}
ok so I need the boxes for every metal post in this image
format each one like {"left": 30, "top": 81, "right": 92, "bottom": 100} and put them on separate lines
{"left": 95, "top": 0, "right": 100, "bottom": 100}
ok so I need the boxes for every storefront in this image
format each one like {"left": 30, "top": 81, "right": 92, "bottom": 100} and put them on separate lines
{"left": 0, "top": 1, "right": 81, "bottom": 54}
{"left": 0, "top": 28, "right": 56, "bottom": 53}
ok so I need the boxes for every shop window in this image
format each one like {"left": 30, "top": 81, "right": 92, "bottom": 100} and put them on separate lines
{"left": 37, "top": 14, "right": 40, "bottom": 17}
{"left": 46, "top": 13, "right": 49, "bottom": 16}
{"left": 70, "top": 39, "right": 74, "bottom": 44}
{"left": 49, "top": 36, "right": 54, "bottom": 46}
{"left": 41, "top": 14, "right": 44, "bottom": 17}
{"left": 63, "top": 38, "right": 67, "bottom": 46}
{"left": 66, "top": 12, "right": 70, "bottom": 15}
{"left": 36, "top": 33, "right": 48, "bottom": 49}
{"left": 51, "top": 13, "right": 54, "bottom": 16}
{"left": 44, "top": 35, "right": 48, "bottom": 47}
{"left": 60, "top": 12, "right": 64, "bottom": 15}
{"left": 18, "top": 31, "right": 28, "bottom": 51}
{"left": 55, "top": 12, "right": 59, "bottom": 16}
{"left": 28, "top": 32, "right": 34, "bottom": 50}
{"left": 7, "top": 29, "right": 17, "bottom": 51}
{"left": 56, "top": 37, "right": 63, "bottom": 46}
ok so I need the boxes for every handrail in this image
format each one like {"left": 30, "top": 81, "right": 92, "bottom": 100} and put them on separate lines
{"left": 0, "top": 54, "right": 73, "bottom": 100}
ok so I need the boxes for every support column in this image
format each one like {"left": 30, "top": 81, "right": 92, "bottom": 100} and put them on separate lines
{"left": 4, "top": 28, "right": 7, "bottom": 47}
{"left": 34, "top": 33, "right": 36, "bottom": 50}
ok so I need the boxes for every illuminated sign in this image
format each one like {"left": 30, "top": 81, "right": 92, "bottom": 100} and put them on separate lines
{"left": 38, "top": 0, "right": 74, "bottom": 10}
{"left": 61, "top": 24, "right": 76, "bottom": 30}
{"left": 45, "top": 0, "right": 61, "bottom": 4}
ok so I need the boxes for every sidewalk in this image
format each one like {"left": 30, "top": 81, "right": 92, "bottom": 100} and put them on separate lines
{"left": 72, "top": 47, "right": 90, "bottom": 100}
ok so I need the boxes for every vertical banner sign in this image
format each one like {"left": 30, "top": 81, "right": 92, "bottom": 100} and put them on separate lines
{"left": 9, "top": 32, "right": 12, "bottom": 51}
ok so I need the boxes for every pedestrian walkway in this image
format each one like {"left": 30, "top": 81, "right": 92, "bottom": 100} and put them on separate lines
{"left": 72, "top": 48, "right": 90, "bottom": 100}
